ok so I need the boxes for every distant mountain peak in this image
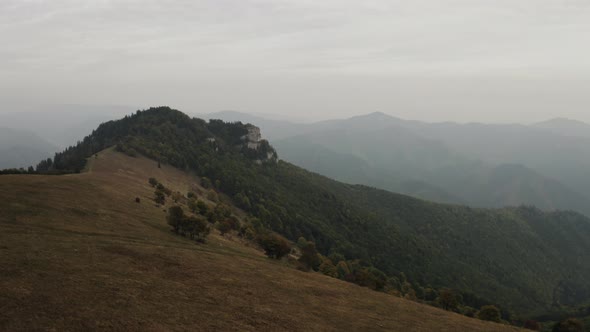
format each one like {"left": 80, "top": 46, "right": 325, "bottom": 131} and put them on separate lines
{"left": 535, "top": 117, "right": 589, "bottom": 126}
{"left": 347, "top": 112, "right": 402, "bottom": 124}
{"left": 205, "top": 110, "right": 257, "bottom": 119}
{"left": 355, "top": 111, "right": 396, "bottom": 119}
{"left": 367, "top": 111, "right": 388, "bottom": 117}
{"left": 532, "top": 117, "right": 590, "bottom": 138}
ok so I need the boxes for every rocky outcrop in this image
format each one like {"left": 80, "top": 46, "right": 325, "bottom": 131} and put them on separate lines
{"left": 241, "top": 124, "right": 277, "bottom": 163}
{"left": 242, "top": 125, "right": 262, "bottom": 150}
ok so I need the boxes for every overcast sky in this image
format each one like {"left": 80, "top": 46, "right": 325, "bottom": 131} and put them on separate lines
{"left": 1, "top": 0, "right": 589, "bottom": 123}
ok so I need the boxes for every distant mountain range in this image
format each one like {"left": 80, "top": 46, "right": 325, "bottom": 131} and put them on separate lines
{"left": 204, "top": 110, "right": 590, "bottom": 217}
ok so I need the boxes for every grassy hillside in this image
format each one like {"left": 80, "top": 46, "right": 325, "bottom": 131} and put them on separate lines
{"left": 0, "top": 149, "right": 521, "bottom": 331}
{"left": 14, "top": 107, "right": 590, "bottom": 320}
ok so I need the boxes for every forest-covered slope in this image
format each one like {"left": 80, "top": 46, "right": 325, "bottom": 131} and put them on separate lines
{"left": 32, "top": 106, "right": 590, "bottom": 317}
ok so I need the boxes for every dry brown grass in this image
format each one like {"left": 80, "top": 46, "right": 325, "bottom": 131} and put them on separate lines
{"left": 0, "top": 149, "right": 524, "bottom": 331}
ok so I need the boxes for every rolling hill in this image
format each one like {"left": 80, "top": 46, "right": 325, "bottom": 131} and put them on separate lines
{"left": 0, "top": 148, "right": 522, "bottom": 331}
{"left": 7, "top": 106, "right": 590, "bottom": 323}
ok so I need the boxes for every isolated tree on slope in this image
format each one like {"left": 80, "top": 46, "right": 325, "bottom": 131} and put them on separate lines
{"left": 155, "top": 190, "right": 166, "bottom": 205}
{"left": 167, "top": 206, "right": 184, "bottom": 234}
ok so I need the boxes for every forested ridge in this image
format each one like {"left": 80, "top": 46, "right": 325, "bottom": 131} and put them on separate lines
{"left": 14, "top": 106, "right": 590, "bottom": 324}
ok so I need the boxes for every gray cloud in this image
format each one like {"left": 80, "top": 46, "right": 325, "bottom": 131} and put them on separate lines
{"left": 1, "top": 0, "right": 589, "bottom": 122}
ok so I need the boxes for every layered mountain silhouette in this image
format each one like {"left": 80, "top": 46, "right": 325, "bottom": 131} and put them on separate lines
{"left": 207, "top": 111, "right": 590, "bottom": 217}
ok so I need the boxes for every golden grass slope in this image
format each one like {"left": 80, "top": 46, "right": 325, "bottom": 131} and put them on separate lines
{"left": 0, "top": 149, "right": 523, "bottom": 331}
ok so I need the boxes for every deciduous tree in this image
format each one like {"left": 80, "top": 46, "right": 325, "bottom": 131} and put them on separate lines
{"left": 476, "top": 305, "right": 501, "bottom": 323}
{"left": 167, "top": 206, "right": 184, "bottom": 234}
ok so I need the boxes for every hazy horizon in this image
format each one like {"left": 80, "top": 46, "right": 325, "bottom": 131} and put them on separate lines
{"left": 2, "top": 1, "right": 589, "bottom": 123}
{"left": 2, "top": 102, "right": 589, "bottom": 126}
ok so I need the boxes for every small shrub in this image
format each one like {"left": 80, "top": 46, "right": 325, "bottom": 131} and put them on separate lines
{"left": 207, "top": 189, "right": 219, "bottom": 202}
{"left": 296, "top": 237, "right": 308, "bottom": 249}
{"left": 135, "top": 197, "right": 141, "bottom": 203}
{"left": 214, "top": 204, "right": 231, "bottom": 218}
{"left": 154, "top": 189, "right": 166, "bottom": 205}
{"left": 319, "top": 258, "right": 338, "bottom": 277}
{"left": 155, "top": 183, "right": 172, "bottom": 196}
{"left": 476, "top": 305, "right": 501, "bottom": 323}
{"left": 258, "top": 233, "right": 291, "bottom": 259}
{"left": 216, "top": 220, "right": 233, "bottom": 236}
{"left": 216, "top": 216, "right": 240, "bottom": 236}
{"left": 196, "top": 200, "right": 209, "bottom": 215}
{"left": 238, "top": 224, "right": 256, "bottom": 240}
{"left": 336, "top": 261, "right": 351, "bottom": 279}
{"left": 184, "top": 215, "right": 210, "bottom": 242}
{"left": 172, "top": 191, "right": 182, "bottom": 203}
{"left": 207, "top": 203, "right": 231, "bottom": 223}
{"left": 148, "top": 178, "right": 158, "bottom": 187}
